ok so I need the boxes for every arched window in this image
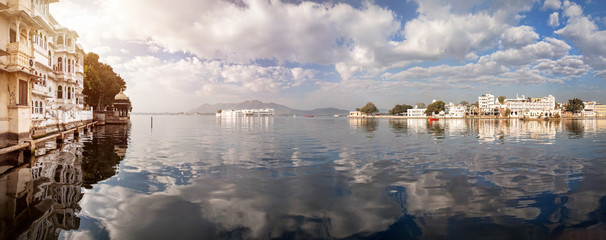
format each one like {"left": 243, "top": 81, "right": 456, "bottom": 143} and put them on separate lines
{"left": 40, "top": 102, "right": 43, "bottom": 114}
{"left": 57, "top": 86, "right": 63, "bottom": 99}
{"left": 67, "top": 87, "right": 71, "bottom": 99}
{"left": 57, "top": 36, "right": 64, "bottom": 45}
{"left": 67, "top": 59, "right": 71, "bottom": 73}
{"left": 35, "top": 101, "right": 39, "bottom": 114}
{"left": 9, "top": 28, "right": 16, "bottom": 43}
{"left": 58, "top": 57, "right": 63, "bottom": 71}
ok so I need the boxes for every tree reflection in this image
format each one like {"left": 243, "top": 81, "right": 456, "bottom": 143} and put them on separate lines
{"left": 565, "top": 120, "right": 585, "bottom": 139}
{"left": 389, "top": 120, "right": 407, "bottom": 134}
{"left": 81, "top": 124, "right": 130, "bottom": 189}
{"left": 349, "top": 119, "right": 379, "bottom": 133}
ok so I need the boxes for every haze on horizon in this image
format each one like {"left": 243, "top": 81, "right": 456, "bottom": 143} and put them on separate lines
{"left": 50, "top": 0, "right": 606, "bottom": 112}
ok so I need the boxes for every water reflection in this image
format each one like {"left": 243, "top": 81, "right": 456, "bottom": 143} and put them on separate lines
{"left": 349, "top": 118, "right": 379, "bottom": 133}
{"left": 6, "top": 116, "right": 606, "bottom": 239}
{"left": 0, "top": 124, "right": 129, "bottom": 240}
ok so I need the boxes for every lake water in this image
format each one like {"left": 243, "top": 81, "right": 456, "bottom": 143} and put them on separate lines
{"left": 2, "top": 116, "right": 606, "bottom": 239}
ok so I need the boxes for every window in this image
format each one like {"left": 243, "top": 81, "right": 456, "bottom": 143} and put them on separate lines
{"left": 58, "top": 57, "right": 63, "bottom": 71}
{"left": 35, "top": 101, "right": 38, "bottom": 114}
{"left": 67, "top": 87, "right": 71, "bottom": 99}
{"left": 57, "top": 86, "right": 63, "bottom": 99}
{"left": 10, "top": 29, "right": 16, "bottom": 43}
{"left": 68, "top": 59, "right": 71, "bottom": 73}
{"left": 19, "top": 80, "right": 28, "bottom": 106}
{"left": 57, "top": 36, "right": 64, "bottom": 45}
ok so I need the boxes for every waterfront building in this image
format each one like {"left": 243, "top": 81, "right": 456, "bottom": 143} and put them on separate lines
{"left": 445, "top": 102, "right": 466, "bottom": 118}
{"left": 582, "top": 101, "right": 597, "bottom": 117}
{"left": 348, "top": 111, "right": 365, "bottom": 117}
{"left": 407, "top": 105, "right": 427, "bottom": 117}
{"left": 218, "top": 109, "right": 275, "bottom": 117}
{"left": 505, "top": 95, "right": 557, "bottom": 118}
{"left": 112, "top": 90, "right": 132, "bottom": 118}
{"left": 478, "top": 94, "right": 498, "bottom": 115}
{"left": 596, "top": 104, "right": 606, "bottom": 117}
{"left": 0, "top": 0, "right": 92, "bottom": 147}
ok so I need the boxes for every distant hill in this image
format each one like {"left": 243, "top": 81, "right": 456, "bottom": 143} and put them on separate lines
{"left": 190, "top": 100, "right": 350, "bottom": 116}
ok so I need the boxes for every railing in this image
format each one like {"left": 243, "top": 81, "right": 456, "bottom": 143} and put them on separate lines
{"left": 32, "top": 84, "right": 51, "bottom": 97}
{"left": 7, "top": 52, "right": 31, "bottom": 69}
{"left": 8, "top": 41, "right": 31, "bottom": 55}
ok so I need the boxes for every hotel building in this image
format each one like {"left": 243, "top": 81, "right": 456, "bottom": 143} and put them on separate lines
{"left": 505, "top": 95, "right": 557, "bottom": 118}
{"left": 0, "top": 0, "right": 92, "bottom": 148}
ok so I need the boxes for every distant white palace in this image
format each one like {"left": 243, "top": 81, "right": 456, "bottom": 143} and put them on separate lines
{"left": 0, "top": 0, "right": 92, "bottom": 148}
{"left": 217, "top": 109, "right": 275, "bottom": 117}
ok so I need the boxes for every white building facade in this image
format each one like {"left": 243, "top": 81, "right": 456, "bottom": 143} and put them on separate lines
{"left": 445, "top": 102, "right": 466, "bottom": 118}
{"left": 0, "top": 0, "right": 92, "bottom": 147}
{"left": 505, "top": 95, "right": 557, "bottom": 118}
{"left": 407, "top": 105, "right": 427, "bottom": 117}
{"left": 582, "top": 101, "right": 597, "bottom": 117}
{"left": 478, "top": 94, "right": 499, "bottom": 115}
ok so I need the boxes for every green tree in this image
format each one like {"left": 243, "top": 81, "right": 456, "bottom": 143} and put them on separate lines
{"left": 83, "top": 52, "right": 126, "bottom": 110}
{"left": 359, "top": 102, "right": 379, "bottom": 115}
{"left": 498, "top": 96, "right": 506, "bottom": 104}
{"left": 565, "top": 98, "right": 585, "bottom": 113}
{"left": 416, "top": 102, "right": 426, "bottom": 108}
{"left": 505, "top": 108, "right": 511, "bottom": 117}
{"left": 424, "top": 101, "right": 446, "bottom": 115}
{"left": 389, "top": 104, "right": 413, "bottom": 115}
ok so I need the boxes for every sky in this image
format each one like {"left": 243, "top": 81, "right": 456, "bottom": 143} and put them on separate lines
{"left": 49, "top": 0, "right": 606, "bottom": 112}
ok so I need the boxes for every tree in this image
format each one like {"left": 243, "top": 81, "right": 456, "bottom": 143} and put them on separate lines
{"left": 83, "top": 52, "right": 126, "bottom": 110}
{"left": 505, "top": 108, "right": 511, "bottom": 117}
{"left": 498, "top": 96, "right": 506, "bottom": 104}
{"left": 415, "top": 102, "right": 426, "bottom": 108}
{"left": 459, "top": 101, "right": 469, "bottom": 106}
{"left": 389, "top": 104, "right": 413, "bottom": 115}
{"left": 424, "top": 101, "right": 445, "bottom": 115}
{"left": 565, "top": 98, "right": 585, "bottom": 113}
{"left": 359, "top": 102, "right": 379, "bottom": 115}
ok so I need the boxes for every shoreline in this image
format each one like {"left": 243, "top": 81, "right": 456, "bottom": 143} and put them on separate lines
{"left": 347, "top": 116, "right": 604, "bottom": 120}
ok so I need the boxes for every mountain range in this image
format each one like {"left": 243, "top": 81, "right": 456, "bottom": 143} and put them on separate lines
{"left": 190, "top": 100, "right": 350, "bottom": 116}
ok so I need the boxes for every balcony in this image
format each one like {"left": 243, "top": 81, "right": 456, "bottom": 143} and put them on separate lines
{"left": 6, "top": 52, "right": 32, "bottom": 70}
{"left": 8, "top": 41, "right": 32, "bottom": 55}
{"left": 32, "top": 84, "right": 52, "bottom": 98}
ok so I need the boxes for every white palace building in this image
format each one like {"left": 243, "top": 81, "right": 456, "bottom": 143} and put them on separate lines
{"left": 0, "top": 0, "right": 92, "bottom": 148}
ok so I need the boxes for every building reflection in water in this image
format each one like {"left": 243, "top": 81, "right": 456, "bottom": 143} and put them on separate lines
{"left": 0, "top": 124, "right": 129, "bottom": 239}
{"left": 217, "top": 116, "right": 273, "bottom": 132}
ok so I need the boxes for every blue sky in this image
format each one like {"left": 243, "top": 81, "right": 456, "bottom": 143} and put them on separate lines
{"left": 51, "top": 0, "right": 606, "bottom": 112}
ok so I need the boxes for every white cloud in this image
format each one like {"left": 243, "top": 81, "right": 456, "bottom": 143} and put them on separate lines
{"left": 534, "top": 55, "right": 591, "bottom": 77}
{"left": 383, "top": 56, "right": 559, "bottom": 85}
{"left": 549, "top": 12, "right": 560, "bottom": 27}
{"left": 114, "top": 56, "right": 315, "bottom": 112}
{"left": 491, "top": 38, "right": 570, "bottom": 66}
{"left": 542, "top": 0, "right": 562, "bottom": 10}
{"left": 501, "top": 25, "right": 539, "bottom": 49}
{"left": 555, "top": 1, "right": 606, "bottom": 77}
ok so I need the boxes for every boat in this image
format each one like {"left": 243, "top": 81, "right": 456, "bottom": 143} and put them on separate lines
{"left": 429, "top": 117, "right": 439, "bottom": 121}
{"left": 334, "top": 115, "right": 339, "bottom": 117}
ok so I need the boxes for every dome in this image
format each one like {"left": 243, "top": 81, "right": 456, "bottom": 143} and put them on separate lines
{"left": 115, "top": 90, "right": 129, "bottom": 101}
